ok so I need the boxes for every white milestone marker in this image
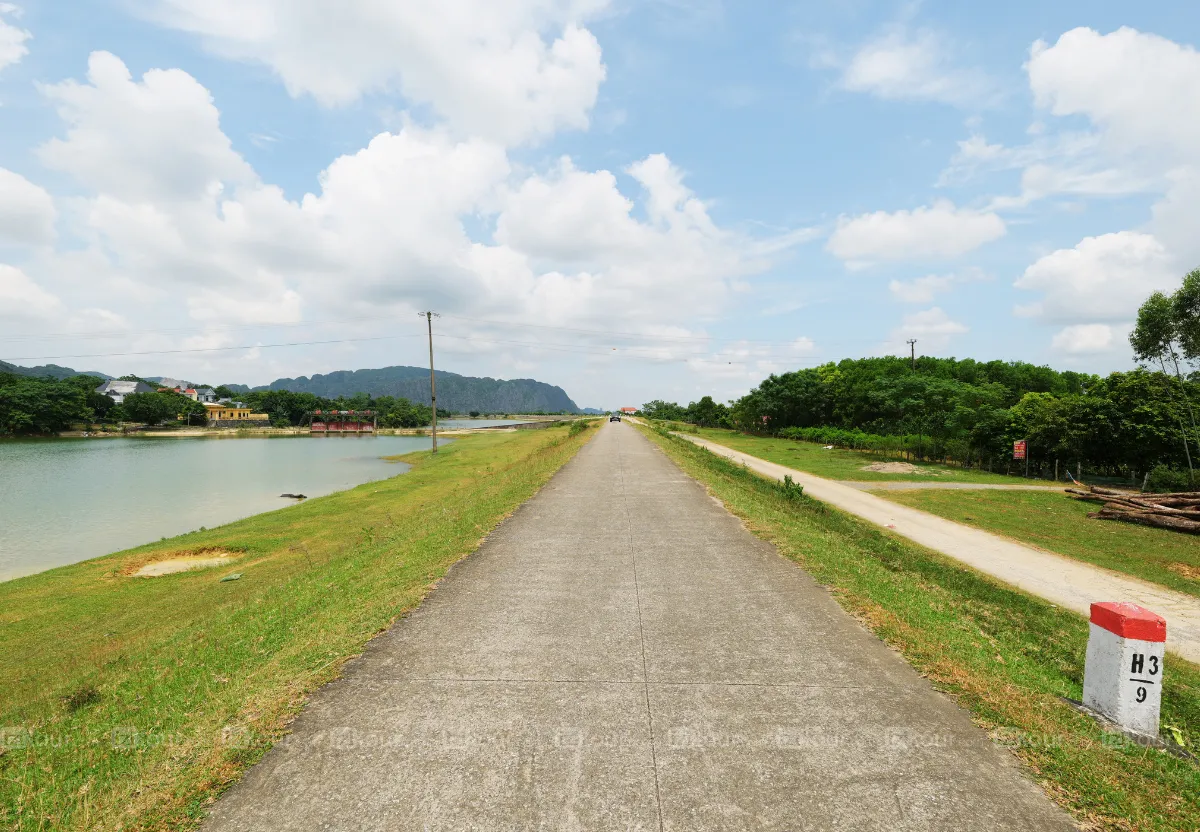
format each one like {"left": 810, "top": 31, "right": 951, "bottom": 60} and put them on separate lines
{"left": 1083, "top": 602, "right": 1166, "bottom": 738}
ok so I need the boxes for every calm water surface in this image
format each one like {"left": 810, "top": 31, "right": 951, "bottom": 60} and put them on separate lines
{"left": 0, "top": 435, "right": 441, "bottom": 581}
{"left": 436, "top": 419, "right": 539, "bottom": 429}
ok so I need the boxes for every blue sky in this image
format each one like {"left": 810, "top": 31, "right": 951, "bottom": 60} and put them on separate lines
{"left": 1, "top": 1, "right": 1198, "bottom": 409}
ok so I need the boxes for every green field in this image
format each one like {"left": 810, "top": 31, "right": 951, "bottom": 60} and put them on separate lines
{"left": 0, "top": 424, "right": 595, "bottom": 831}
{"left": 639, "top": 423, "right": 1200, "bottom": 831}
{"left": 686, "top": 427, "right": 1059, "bottom": 484}
{"left": 880, "top": 488, "right": 1200, "bottom": 598}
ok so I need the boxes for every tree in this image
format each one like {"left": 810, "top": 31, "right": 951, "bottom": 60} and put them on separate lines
{"left": 177, "top": 397, "right": 208, "bottom": 426}
{"left": 1132, "top": 288, "right": 1197, "bottom": 484}
{"left": 640, "top": 400, "right": 686, "bottom": 421}
{"left": 0, "top": 374, "right": 91, "bottom": 434}
{"left": 685, "top": 396, "right": 729, "bottom": 428}
{"left": 122, "top": 392, "right": 191, "bottom": 426}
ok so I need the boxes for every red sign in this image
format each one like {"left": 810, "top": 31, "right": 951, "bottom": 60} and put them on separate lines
{"left": 1013, "top": 440, "right": 1027, "bottom": 460}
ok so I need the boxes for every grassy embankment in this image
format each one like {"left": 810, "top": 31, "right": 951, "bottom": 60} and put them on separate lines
{"left": 684, "top": 426, "right": 1059, "bottom": 484}
{"left": 879, "top": 489, "right": 1200, "bottom": 600}
{"left": 638, "top": 423, "right": 1200, "bottom": 831}
{"left": 0, "top": 422, "right": 596, "bottom": 831}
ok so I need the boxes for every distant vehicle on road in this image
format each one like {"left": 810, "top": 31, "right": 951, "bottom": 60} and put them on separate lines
{"left": 610, "top": 414, "right": 621, "bottom": 422}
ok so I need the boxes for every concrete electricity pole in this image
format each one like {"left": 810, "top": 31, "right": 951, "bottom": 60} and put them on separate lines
{"left": 419, "top": 311, "right": 441, "bottom": 453}
{"left": 906, "top": 339, "right": 918, "bottom": 371}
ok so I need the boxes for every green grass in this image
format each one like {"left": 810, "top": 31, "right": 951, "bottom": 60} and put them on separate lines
{"left": 0, "top": 423, "right": 597, "bottom": 831}
{"left": 638, "top": 423, "right": 1200, "bottom": 831}
{"left": 686, "top": 427, "right": 1058, "bottom": 484}
{"left": 879, "top": 488, "right": 1200, "bottom": 599}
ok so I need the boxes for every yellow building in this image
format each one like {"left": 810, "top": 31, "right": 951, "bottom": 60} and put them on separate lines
{"left": 203, "top": 403, "right": 270, "bottom": 424}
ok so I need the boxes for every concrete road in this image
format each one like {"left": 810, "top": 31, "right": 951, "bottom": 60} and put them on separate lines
{"left": 202, "top": 421, "right": 1075, "bottom": 831}
{"left": 682, "top": 433, "right": 1200, "bottom": 665}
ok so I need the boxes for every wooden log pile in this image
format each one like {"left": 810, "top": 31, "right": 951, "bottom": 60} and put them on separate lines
{"left": 1067, "top": 485, "right": 1200, "bottom": 534}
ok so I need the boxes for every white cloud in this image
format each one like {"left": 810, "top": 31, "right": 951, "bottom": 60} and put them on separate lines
{"left": 1051, "top": 324, "right": 1115, "bottom": 355}
{"left": 0, "top": 167, "right": 55, "bottom": 244}
{"left": 10, "top": 54, "right": 806, "bottom": 391}
{"left": 1025, "top": 26, "right": 1200, "bottom": 271}
{"left": 898, "top": 306, "right": 967, "bottom": 338}
{"left": 836, "top": 28, "right": 996, "bottom": 107}
{"left": 0, "top": 3, "right": 30, "bottom": 74}
{"left": 1015, "top": 231, "right": 1176, "bottom": 324}
{"left": 827, "top": 200, "right": 1005, "bottom": 265}
{"left": 38, "top": 52, "right": 254, "bottom": 202}
{"left": 140, "top": 0, "right": 610, "bottom": 145}
{"left": 1028, "top": 28, "right": 1200, "bottom": 161}
{"left": 0, "top": 264, "right": 60, "bottom": 320}
{"left": 879, "top": 306, "right": 967, "bottom": 355}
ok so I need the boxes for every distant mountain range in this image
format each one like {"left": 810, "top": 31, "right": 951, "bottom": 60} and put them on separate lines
{"left": 228, "top": 366, "right": 583, "bottom": 413}
{"left": 2, "top": 359, "right": 587, "bottom": 413}
{"left": 0, "top": 360, "right": 111, "bottom": 380}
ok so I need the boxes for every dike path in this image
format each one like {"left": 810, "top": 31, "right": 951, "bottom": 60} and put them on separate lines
{"left": 681, "top": 432, "right": 1200, "bottom": 665}
{"left": 203, "top": 421, "right": 1075, "bottom": 831}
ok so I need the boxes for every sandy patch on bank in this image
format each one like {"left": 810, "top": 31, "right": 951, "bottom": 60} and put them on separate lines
{"left": 860, "top": 462, "right": 940, "bottom": 475}
{"left": 1168, "top": 562, "right": 1200, "bottom": 582}
{"left": 129, "top": 550, "right": 239, "bottom": 577}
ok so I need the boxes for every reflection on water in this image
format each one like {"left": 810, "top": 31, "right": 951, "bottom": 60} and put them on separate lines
{"left": 0, "top": 435, "right": 440, "bottom": 581}
{"left": 436, "top": 419, "right": 541, "bottom": 429}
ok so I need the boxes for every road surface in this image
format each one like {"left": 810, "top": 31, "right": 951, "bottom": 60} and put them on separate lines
{"left": 202, "top": 421, "right": 1075, "bottom": 831}
{"left": 681, "top": 432, "right": 1200, "bottom": 665}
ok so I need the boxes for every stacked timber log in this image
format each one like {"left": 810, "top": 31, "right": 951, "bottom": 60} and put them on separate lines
{"left": 1067, "top": 485, "right": 1200, "bottom": 534}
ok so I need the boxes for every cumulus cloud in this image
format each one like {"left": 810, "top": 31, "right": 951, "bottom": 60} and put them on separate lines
{"left": 1015, "top": 231, "right": 1176, "bottom": 324}
{"left": 0, "top": 3, "right": 30, "bottom": 74}
{"left": 5, "top": 53, "right": 804, "bottom": 390}
{"left": 1025, "top": 26, "right": 1200, "bottom": 271}
{"left": 1051, "top": 324, "right": 1116, "bottom": 355}
{"left": 0, "top": 264, "right": 60, "bottom": 319}
{"left": 878, "top": 306, "right": 967, "bottom": 355}
{"left": 139, "top": 0, "right": 609, "bottom": 145}
{"left": 827, "top": 200, "right": 1005, "bottom": 265}
{"left": 1028, "top": 28, "right": 1200, "bottom": 160}
{"left": 833, "top": 27, "right": 996, "bottom": 107}
{"left": 37, "top": 51, "right": 254, "bottom": 202}
{"left": 0, "top": 167, "right": 55, "bottom": 244}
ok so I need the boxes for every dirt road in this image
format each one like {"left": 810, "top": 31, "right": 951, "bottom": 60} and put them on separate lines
{"left": 681, "top": 433, "right": 1200, "bottom": 664}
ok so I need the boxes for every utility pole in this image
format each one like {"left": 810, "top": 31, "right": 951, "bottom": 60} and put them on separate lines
{"left": 419, "top": 311, "right": 441, "bottom": 453}
{"left": 906, "top": 339, "right": 918, "bottom": 371}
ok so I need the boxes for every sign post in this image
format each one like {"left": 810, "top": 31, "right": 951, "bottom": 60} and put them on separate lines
{"left": 1083, "top": 602, "right": 1165, "bottom": 738}
{"left": 1013, "top": 439, "right": 1028, "bottom": 478}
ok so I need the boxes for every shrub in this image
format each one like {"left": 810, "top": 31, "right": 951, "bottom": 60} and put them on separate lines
{"left": 1145, "top": 464, "right": 1194, "bottom": 493}
{"left": 779, "top": 474, "right": 804, "bottom": 501}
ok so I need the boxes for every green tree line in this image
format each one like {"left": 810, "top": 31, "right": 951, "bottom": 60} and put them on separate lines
{"left": 0, "top": 375, "right": 451, "bottom": 435}
{"left": 645, "top": 324, "right": 1200, "bottom": 486}
{"left": 237, "top": 389, "right": 448, "bottom": 428}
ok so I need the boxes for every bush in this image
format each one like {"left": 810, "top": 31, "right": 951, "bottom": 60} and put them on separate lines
{"left": 779, "top": 474, "right": 804, "bottom": 501}
{"left": 1145, "top": 464, "right": 1194, "bottom": 493}
{"left": 568, "top": 419, "right": 591, "bottom": 437}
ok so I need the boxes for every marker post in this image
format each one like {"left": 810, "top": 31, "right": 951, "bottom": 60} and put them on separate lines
{"left": 1083, "top": 602, "right": 1166, "bottom": 738}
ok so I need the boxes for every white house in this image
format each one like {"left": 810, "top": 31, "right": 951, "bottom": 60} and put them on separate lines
{"left": 95, "top": 380, "right": 156, "bottom": 404}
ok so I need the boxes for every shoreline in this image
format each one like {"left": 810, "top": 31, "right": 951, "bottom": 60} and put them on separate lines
{"left": 5, "top": 416, "right": 579, "bottom": 440}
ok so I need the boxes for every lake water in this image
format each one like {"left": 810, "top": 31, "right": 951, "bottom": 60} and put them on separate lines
{"left": 436, "top": 419, "right": 540, "bottom": 429}
{"left": 0, "top": 435, "right": 440, "bottom": 582}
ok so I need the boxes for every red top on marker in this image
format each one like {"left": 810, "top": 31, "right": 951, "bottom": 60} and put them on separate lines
{"left": 1090, "top": 602, "right": 1166, "bottom": 642}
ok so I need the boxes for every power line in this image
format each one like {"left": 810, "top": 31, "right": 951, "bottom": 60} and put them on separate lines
{"left": 1, "top": 309, "right": 883, "bottom": 350}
